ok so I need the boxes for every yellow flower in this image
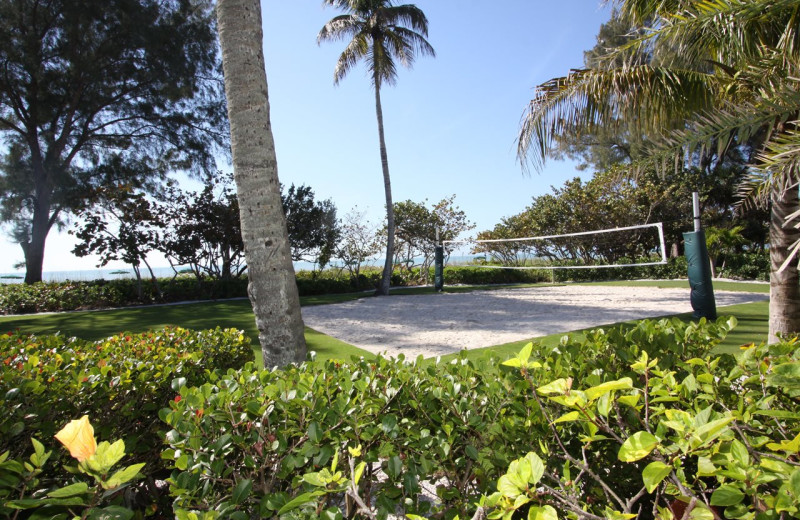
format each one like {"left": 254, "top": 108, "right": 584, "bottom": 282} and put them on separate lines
{"left": 54, "top": 416, "right": 97, "bottom": 461}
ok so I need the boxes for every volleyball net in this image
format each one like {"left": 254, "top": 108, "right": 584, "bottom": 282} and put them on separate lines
{"left": 442, "top": 222, "right": 667, "bottom": 271}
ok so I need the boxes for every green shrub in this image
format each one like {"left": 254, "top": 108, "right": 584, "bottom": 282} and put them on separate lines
{"left": 160, "top": 317, "right": 739, "bottom": 519}
{"left": 483, "top": 326, "right": 800, "bottom": 520}
{"left": 718, "top": 251, "right": 769, "bottom": 281}
{"left": 441, "top": 265, "right": 550, "bottom": 285}
{"left": 0, "top": 280, "right": 126, "bottom": 314}
{"left": 0, "top": 327, "right": 254, "bottom": 482}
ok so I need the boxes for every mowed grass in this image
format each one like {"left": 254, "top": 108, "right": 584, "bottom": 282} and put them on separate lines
{"left": 0, "top": 280, "right": 769, "bottom": 366}
{"left": 0, "top": 298, "right": 370, "bottom": 366}
{"left": 440, "top": 299, "right": 768, "bottom": 365}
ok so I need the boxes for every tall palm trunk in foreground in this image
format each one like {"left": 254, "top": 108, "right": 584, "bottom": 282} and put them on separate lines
{"left": 216, "top": 0, "right": 307, "bottom": 366}
{"left": 769, "top": 185, "right": 800, "bottom": 342}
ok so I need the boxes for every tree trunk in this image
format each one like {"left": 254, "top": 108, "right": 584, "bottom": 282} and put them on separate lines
{"left": 216, "top": 0, "right": 307, "bottom": 366}
{"left": 22, "top": 186, "right": 54, "bottom": 284}
{"left": 769, "top": 185, "right": 800, "bottom": 343}
{"left": 374, "top": 81, "right": 394, "bottom": 296}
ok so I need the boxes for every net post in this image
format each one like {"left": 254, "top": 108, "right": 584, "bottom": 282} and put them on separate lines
{"left": 685, "top": 195, "right": 716, "bottom": 320}
{"left": 434, "top": 229, "right": 444, "bottom": 292}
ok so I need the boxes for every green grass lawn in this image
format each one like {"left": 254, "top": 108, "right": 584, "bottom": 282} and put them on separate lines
{"left": 0, "top": 280, "right": 769, "bottom": 366}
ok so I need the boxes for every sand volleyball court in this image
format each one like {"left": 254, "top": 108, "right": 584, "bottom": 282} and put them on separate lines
{"left": 301, "top": 284, "right": 767, "bottom": 359}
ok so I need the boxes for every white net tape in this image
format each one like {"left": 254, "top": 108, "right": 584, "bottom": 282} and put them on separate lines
{"left": 444, "top": 222, "right": 667, "bottom": 270}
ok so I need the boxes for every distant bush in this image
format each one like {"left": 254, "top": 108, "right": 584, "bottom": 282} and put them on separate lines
{"left": 0, "top": 280, "right": 126, "bottom": 314}
{"left": 0, "top": 269, "right": 402, "bottom": 315}
{"left": 0, "top": 252, "right": 765, "bottom": 315}
{"left": 0, "top": 327, "right": 254, "bottom": 483}
{"left": 717, "top": 250, "right": 769, "bottom": 281}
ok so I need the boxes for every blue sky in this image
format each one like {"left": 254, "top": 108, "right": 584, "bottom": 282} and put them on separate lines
{"left": 1, "top": 1, "right": 613, "bottom": 274}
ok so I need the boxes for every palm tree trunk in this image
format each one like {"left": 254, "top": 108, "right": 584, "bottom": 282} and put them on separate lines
{"left": 216, "top": 0, "right": 307, "bottom": 366}
{"left": 768, "top": 185, "right": 800, "bottom": 343}
{"left": 374, "top": 81, "right": 394, "bottom": 296}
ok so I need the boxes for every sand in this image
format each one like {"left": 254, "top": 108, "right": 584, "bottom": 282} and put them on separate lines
{"left": 300, "top": 284, "right": 768, "bottom": 359}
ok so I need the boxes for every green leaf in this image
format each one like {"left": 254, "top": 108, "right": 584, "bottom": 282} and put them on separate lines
{"left": 528, "top": 505, "right": 558, "bottom": 520}
{"left": 585, "top": 378, "right": 633, "bottom": 401}
{"left": 788, "top": 468, "right": 800, "bottom": 499}
{"left": 232, "top": 479, "right": 252, "bottom": 505}
{"left": 85, "top": 505, "right": 134, "bottom": 520}
{"left": 618, "top": 432, "right": 659, "bottom": 462}
{"left": 92, "top": 440, "right": 126, "bottom": 471}
{"left": 730, "top": 440, "right": 749, "bottom": 465}
{"left": 519, "top": 343, "right": 532, "bottom": 364}
{"left": 690, "top": 416, "right": 734, "bottom": 449}
{"left": 466, "top": 445, "right": 479, "bottom": 460}
{"left": 554, "top": 411, "right": 582, "bottom": 424}
{"left": 353, "top": 461, "right": 366, "bottom": 485}
{"left": 688, "top": 505, "right": 715, "bottom": 520}
{"left": 522, "top": 452, "right": 545, "bottom": 485}
{"left": 308, "top": 422, "right": 322, "bottom": 444}
{"left": 31, "top": 438, "right": 45, "bottom": 458}
{"left": 104, "top": 463, "right": 145, "bottom": 489}
{"left": 642, "top": 461, "right": 672, "bottom": 493}
{"left": 277, "top": 491, "right": 325, "bottom": 515}
{"left": 767, "top": 432, "right": 800, "bottom": 453}
{"left": 537, "top": 378, "right": 572, "bottom": 396}
{"left": 617, "top": 395, "right": 640, "bottom": 408}
{"left": 710, "top": 485, "right": 745, "bottom": 506}
{"left": 497, "top": 474, "right": 525, "bottom": 499}
{"left": 386, "top": 455, "right": 402, "bottom": 480}
{"left": 766, "top": 362, "right": 800, "bottom": 388}
{"left": 302, "top": 472, "right": 326, "bottom": 487}
{"left": 171, "top": 377, "right": 187, "bottom": 391}
{"left": 697, "top": 456, "right": 716, "bottom": 477}
{"left": 47, "top": 482, "right": 89, "bottom": 498}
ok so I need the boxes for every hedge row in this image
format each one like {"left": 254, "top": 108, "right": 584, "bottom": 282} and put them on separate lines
{"left": 0, "top": 252, "right": 768, "bottom": 315}
{"left": 3, "top": 318, "right": 799, "bottom": 519}
{"left": 0, "top": 327, "right": 254, "bottom": 480}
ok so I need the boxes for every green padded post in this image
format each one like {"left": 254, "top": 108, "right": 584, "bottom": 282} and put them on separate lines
{"left": 683, "top": 230, "right": 717, "bottom": 320}
{"left": 434, "top": 245, "right": 444, "bottom": 292}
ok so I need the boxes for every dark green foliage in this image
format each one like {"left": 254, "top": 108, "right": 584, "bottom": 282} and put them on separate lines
{"left": 0, "top": 0, "right": 226, "bottom": 283}
{"left": 281, "top": 184, "right": 341, "bottom": 269}
{"left": 160, "top": 317, "right": 741, "bottom": 519}
{"left": 0, "top": 253, "right": 768, "bottom": 315}
{"left": 159, "top": 174, "right": 246, "bottom": 281}
{"left": 0, "top": 328, "right": 253, "bottom": 479}
{"left": 0, "top": 280, "right": 127, "bottom": 314}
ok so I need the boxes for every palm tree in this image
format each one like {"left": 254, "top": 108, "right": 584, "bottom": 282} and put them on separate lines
{"left": 517, "top": 0, "right": 800, "bottom": 342}
{"left": 216, "top": 0, "right": 307, "bottom": 366}
{"left": 706, "top": 225, "right": 748, "bottom": 278}
{"left": 318, "top": 0, "right": 435, "bottom": 296}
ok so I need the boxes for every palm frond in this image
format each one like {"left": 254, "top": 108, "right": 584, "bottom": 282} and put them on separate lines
{"left": 317, "top": 14, "right": 362, "bottom": 44}
{"left": 517, "top": 65, "right": 715, "bottom": 172}
{"left": 379, "top": 4, "right": 432, "bottom": 37}
{"left": 320, "top": 0, "right": 434, "bottom": 88}
{"left": 334, "top": 34, "right": 371, "bottom": 85}
{"left": 368, "top": 41, "right": 398, "bottom": 88}
{"left": 607, "top": 0, "right": 800, "bottom": 76}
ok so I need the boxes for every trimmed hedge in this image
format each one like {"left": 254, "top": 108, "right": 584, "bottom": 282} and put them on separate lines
{"left": 0, "top": 327, "right": 254, "bottom": 480}
{"left": 0, "top": 251, "right": 768, "bottom": 315}
{"left": 160, "top": 317, "right": 738, "bottom": 519}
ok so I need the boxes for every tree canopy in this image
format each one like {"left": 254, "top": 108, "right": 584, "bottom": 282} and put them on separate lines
{"left": 516, "top": 0, "right": 800, "bottom": 339}
{"left": 0, "top": 0, "right": 226, "bottom": 282}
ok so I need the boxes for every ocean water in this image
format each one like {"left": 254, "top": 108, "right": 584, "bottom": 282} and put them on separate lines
{"left": 0, "top": 256, "right": 481, "bottom": 284}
